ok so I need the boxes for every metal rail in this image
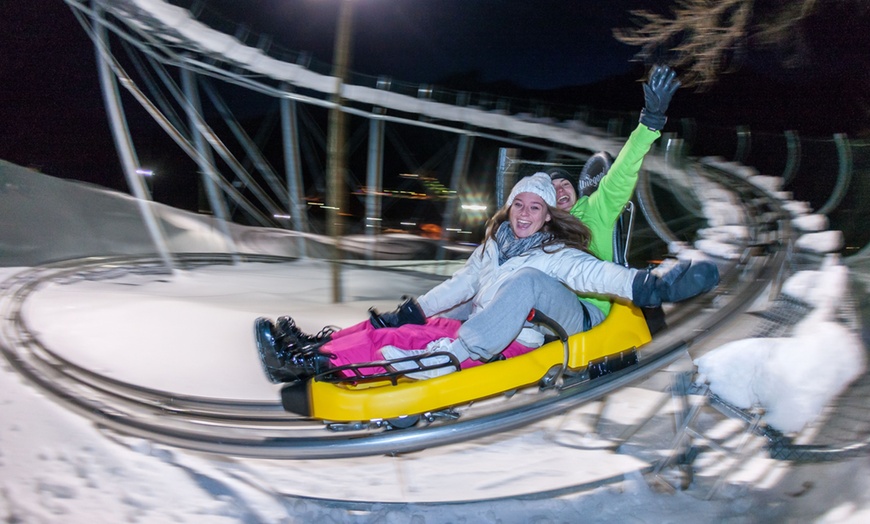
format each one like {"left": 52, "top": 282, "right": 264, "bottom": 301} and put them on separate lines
{"left": 0, "top": 166, "right": 795, "bottom": 459}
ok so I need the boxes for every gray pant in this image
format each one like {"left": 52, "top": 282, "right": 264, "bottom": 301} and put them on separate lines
{"left": 457, "top": 267, "right": 605, "bottom": 361}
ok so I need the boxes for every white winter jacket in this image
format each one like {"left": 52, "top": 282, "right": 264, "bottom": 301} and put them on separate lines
{"left": 417, "top": 239, "right": 639, "bottom": 347}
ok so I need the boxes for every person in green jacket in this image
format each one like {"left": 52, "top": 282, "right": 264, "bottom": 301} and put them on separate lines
{"left": 549, "top": 64, "right": 680, "bottom": 321}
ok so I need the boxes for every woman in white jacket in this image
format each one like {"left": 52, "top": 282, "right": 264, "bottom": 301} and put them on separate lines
{"left": 256, "top": 173, "right": 719, "bottom": 383}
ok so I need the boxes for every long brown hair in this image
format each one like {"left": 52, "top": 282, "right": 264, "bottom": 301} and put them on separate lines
{"left": 482, "top": 204, "right": 592, "bottom": 254}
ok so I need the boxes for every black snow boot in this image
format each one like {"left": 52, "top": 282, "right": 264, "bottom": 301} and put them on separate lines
{"left": 266, "top": 350, "right": 334, "bottom": 384}
{"left": 254, "top": 317, "right": 334, "bottom": 384}
{"left": 255, "top": 317, "right": 286, "bottom": 371}
{"left": 632, "top": 259, "right": 720, "bottom": 308}
{"left": 369, "top": 296, "right": 427, "bottom": 329}
{"left": 275, "top": 316, "right": 336, "bottom": 354}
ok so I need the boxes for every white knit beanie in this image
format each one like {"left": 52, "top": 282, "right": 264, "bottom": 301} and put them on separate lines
{"left": 506, "top": 172, "right": 557, "bottom": 208}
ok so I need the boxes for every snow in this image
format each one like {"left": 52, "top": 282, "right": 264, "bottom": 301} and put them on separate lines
{"left": 697, "top": 257, "right": 866, "bottom": 433}
{"left": 796, "top": 230, "right": 846, "bottom": 253}
{"left": 793, "top": 213, "right": 829, "bottom": 232}
{"left": 1, "top": 180, "right": 868, "bottom": 520}
{"left": 2, "top": 158, "right": 868, "bottom": 520}
{"left": 3, "top": 252, "right": 870, "bottom": 522}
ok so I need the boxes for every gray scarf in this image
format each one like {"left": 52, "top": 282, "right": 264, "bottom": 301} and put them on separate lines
{"left": 494, "top": 221, "right": 551, "bottom": 265}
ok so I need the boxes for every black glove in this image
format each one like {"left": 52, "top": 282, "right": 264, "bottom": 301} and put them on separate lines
{"left": 369, "top": 296, "right": 427, "bottom": 329}
{"left": 639, "top": 65, "right": 680, "bottom": 131}
{"left": 631, "top": 259, "right": 719, "bottom": 307}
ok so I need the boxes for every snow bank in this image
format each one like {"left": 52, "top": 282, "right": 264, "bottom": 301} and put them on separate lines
{"left": 696, "top": 257, "right": 867, "bottom": 433}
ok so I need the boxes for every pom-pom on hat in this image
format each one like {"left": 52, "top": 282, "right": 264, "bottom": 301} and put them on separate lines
{"left": 506, "top": 172, "right": 557, "bottom": 208}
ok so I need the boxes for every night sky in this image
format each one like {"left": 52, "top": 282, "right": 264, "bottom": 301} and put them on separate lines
{"left": 1, "top": 0, "right": 868, "bottom": 193}
{"left": 197, "top": 0, "right": 655, "bottom": 89}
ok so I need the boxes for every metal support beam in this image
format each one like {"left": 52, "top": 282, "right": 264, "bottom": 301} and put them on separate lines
{"left": 735, "top": 125, "right": 751, "bottom": 164}
{"left": 495, "top": 147, "right": 518, "bottom": 209}
{"left": 439, "top": 134, "right": 474, "bottom": 259}
{"left": 782, "top": 130, "right": 801, "bottom": 186}
{"left": 326, "top": 0, "right": 353, "bottom": 302}
{"left": 818, "top": 133, "right": 853, "bottom": 216}
{"left": 201, "top": 79, "right": 287, "bottom": 209}
{"left": 180, "top": 67, "right": 240, "bottom": 261}
{"left": 280, "top": 90, "right": 309, "bottom": 257}
{"left": 93, "top": 4, "right": 175, "bottom": 274}
{"left": 365, "top": 108, "right": 386, "bottom": 241}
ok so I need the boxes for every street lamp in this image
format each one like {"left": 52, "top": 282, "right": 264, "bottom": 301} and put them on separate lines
{"left": 326, "top": 0, "right": 353, "bottom": 303}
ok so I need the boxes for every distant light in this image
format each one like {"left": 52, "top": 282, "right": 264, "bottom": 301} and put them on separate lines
{"left": 400, "top": 222, "right": 416, "bottom": 226}
{"left": 273, "top": 214, "right": 291, "bottom": 219}
{"left": 461, "top": 204, "right": 487, "bottom": 211}
{"left": 366, "top": 217, "right": 383, "bottom": 221}
{"left": 136, "top": 168, "right": 154, "bottom": 176}
{"left": 446, "top": 228, "right": 461, "bottom": 232}
{"left": 322, "top": 206, "right": 339, "bottom": 210}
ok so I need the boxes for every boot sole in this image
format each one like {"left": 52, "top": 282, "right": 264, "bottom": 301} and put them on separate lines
{"left": 254, "top": 317, "right": 283, "bottom": 384}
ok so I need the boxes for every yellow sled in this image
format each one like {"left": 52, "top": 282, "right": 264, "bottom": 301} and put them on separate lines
{"left": 281, "top": 301, "right": 652, "bottom": 423}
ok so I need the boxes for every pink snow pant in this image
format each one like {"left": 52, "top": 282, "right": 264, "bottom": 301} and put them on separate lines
{"left": 323, "top": 317, "right": 536, "bottom": 377}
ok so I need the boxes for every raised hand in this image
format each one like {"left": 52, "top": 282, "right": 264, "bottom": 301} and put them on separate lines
{"left": 639, "top": 65, "right": 681, "bottom": 131}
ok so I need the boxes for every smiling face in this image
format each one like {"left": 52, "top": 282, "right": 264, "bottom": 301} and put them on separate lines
{"left": 551, "top": 178, "right": 577, "bottom": 211}
{"left": 508, "top": 192, "right": 551, "bottom": 238}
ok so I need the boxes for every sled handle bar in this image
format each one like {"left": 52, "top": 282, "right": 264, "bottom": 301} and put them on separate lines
{"left": 526, "top": 309, "right": 569, "bottom": 342}
{"left": 527, "top": 309, "right": 570, "bottom": 387}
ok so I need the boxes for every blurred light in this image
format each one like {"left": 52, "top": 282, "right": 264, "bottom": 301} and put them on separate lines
{"left": 400, "top": 221, "right": 417, "bottom": 226}
{"left": 136, "top": 168, "right": 154, "bottom": 176}
{"left": 273, "top": 214, "right": 291, "bottom": 219}
{"left": 461, "top": 204, "right": 487, "bottom": 211}
{"left": 366, "top": 217, "right": 383, "bottom": 221}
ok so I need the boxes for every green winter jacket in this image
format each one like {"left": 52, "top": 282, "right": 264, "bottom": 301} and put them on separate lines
{"left": 571, "top": 123, "right": 660, "bottom": 317}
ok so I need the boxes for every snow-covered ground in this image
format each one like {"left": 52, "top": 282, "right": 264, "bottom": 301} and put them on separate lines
{"left": 2, "top": 255, "right": 869, "bottom": 523}
{"left": 2, "top": 155, "right": 869, "bottom": 521}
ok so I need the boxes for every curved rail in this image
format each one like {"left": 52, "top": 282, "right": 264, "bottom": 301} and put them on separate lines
{"left": 0, "top": 166, "right": 796, "bottom": 459}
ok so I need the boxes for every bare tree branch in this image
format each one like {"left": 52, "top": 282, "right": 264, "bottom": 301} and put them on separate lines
{"left": 613, "top": 0, "right": 827, "bottom": 89}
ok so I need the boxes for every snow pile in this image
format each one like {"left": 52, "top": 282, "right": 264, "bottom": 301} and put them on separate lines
{"left": 796, "top": 230, "right": 845, "bottom": 254}
{"left": 792, "top": 214, "right": 829, "bottom": 232}
{"left": 696, "top": 256, "right": 867, "bottom": 433}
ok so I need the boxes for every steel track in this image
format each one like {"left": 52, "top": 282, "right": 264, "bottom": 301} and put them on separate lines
{"left": 0, "top": 168, "right": 795, "bottom": 459}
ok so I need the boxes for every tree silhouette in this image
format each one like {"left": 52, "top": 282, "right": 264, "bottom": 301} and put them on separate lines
{"left": 613, "top": 0, "right": 866, "bottom": 90}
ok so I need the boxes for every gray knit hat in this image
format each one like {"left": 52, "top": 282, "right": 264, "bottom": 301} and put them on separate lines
{"left": 506, "top": 172, "right": 557, "bottom": 208}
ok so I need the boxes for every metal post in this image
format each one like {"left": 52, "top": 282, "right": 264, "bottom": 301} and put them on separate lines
{"left": 326, "top": 0, "right": 353, "bottom": 302}
{"left": 495, "top": 148, "right": 518, "bottom": 209}
{"left": 818, "top": 133, "right": 853, "bottom": 216}
{"left": 280, "top": 89, "right": 308, "bottom": 257}
{"left": 438, "top": 134, "right": 474, "bottom": 260}
{"left": 180, "top": 67, "right": 239, "bottom": 261}
{"left": 93, "top": 4, "right": 175, "bottom": 274}
{"left": 735, "top": 125, "right": 751, "bottom": 164}
{"left": 365, "top": 108, "right": 386, "bottom": 242}
{"left": 782, "top": 130, "right": 801, "bottom": 187}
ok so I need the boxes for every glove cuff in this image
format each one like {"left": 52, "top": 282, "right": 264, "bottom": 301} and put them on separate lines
{"left": 639, "top": 109, "right": 667, "bottom": 131}
{"left": 631, "top": 269, "right": 662, "bottom": 308}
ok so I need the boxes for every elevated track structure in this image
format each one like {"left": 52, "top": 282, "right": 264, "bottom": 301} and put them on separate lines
{"left": 1, "top": 0, "right": 868, "bottom": 501}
